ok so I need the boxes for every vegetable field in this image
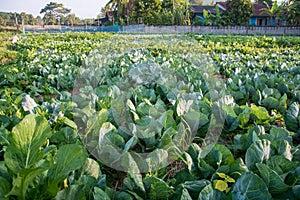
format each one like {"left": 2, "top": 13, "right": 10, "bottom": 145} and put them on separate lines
{"left": 0, "top": 32, "right": 300, "bottom": 200}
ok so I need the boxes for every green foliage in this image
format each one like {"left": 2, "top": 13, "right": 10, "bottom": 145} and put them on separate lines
{"left": 260, "top": 0, "right": 285, "bottom": 26}
{"left": 0, "top": 32, "right": 17, "bottom": 64}
{"left": 189, "top": 0, "right": 204, "bottom": 5}
{"left": 40, "top": 2, "right": 71, "bottom": 25}
{"left": 174, "top": 7, "right": 185, "bottom": 25}
{"left": 0, "top": 11, "right": 41, "bottom": 26}
{"left": 226, "top": 0, "right": 254, "bottom": 25}
{"left": 203, "top": 9, "right": 211, "bottom": 25}
{"left": 255, "top": 0, "right": 273, "bottom": 6}
{"left": 200, "top": 6, "right": 226, "bottom": 26}
{"left": 133, "top": 0, "right": 162, "bottom": 25}
{"left": 160, "top": 9, "right": 174, "bottom": 25}
{"left": 0, "top": 33, "right": 300, "bottom": 199}
{"left": 232, "top": 172, "right": 272, "bottom": 200}
{"left": 107, "top": 0, "right": 189, "bottom": 25}
{"left": 1, "top": 115, "right": 87, "bottom": 199}
{"left": 4, "top": 115, "right": 51, "bottom": 173}
{"left": 287, "top": 0, "right": 300, "bottom": 26}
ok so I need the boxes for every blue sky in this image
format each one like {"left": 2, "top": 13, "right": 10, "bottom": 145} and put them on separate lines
{"left": 0, "top": 0, "right": 108, "bottom": 18}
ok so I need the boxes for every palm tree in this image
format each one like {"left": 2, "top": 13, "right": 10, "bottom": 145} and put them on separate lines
{"left": 260, "top": 0, "right": 284, "bottom": 26}
{"left": 105, "top": 0, "right": 134, "bottom": 24}
{"left": 105, "top": 0, "right": 122, "bottom": 17}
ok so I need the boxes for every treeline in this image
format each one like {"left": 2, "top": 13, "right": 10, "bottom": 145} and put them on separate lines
{"left": 0, "top": 2, "right": 96, "bottom": 27}
{"left": 105, "top": 0, "right": 300, "bottom": 26}
{"left": 1, "top": 0, "right": 299, "bottom": 27}
{"left": 39, "top": 2, "right": 96, "bottom": 26}
{"left": 0, "top": 11, "right": 96, "bottom": 27}
{"left": 105, "top": 0, "right": 192, "bottom": 25}
{"left": 0, "top": 12, "right": 42, "bottom": 26}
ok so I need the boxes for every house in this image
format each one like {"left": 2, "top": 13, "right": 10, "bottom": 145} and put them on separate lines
{"left": 190, "top": 2, "right": 286, "bottom": 26}
{"left": 250, "top": 3, "right": 286, "bottom": 26}
{"left": 250, "top": 4, "right": 270, "bottom": 26}
{"left": 190, "top": 5, "right": 218, "bottom": 21}
{"left": 190, "top": 4, "right": 225, "bottom": 25}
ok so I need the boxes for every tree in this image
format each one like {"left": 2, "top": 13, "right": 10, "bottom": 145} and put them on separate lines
{"left": 42, "top": 13, "right": 56, "bottom": 25}
{"left": 208, "top": 5, "right": 226, "bottom": 26}
{"left": 35, "top": 16, "right": 43, "bottom": 26}
{"left": 174, "top": 7, "right": 185, "bottom": 25}
{"left": 255, "top": 0, "right": 273, "bottom": 6}
{"left": 225, "top": 0, "right": 253, "bottom": 25}
{"left": 260, "top": 0, "right": 284, "bottom": 26}
{"left": 189, "top": 0, "right": 204, "bottom": 5}
{"left": 0, "top": 13, "right": 11, "bottom": 26}
{"left": 203, "top": 9, "right": 212, "bottom": 25}
{"left": 40, "top": 2, "right": 71, "bottom": 25}
{"left": 132, "top": 0, "right": 162, "bottom": 25}
{"left": 105, "top": 0, "right": 121, "bottom": 16}
{"left": 0, "top": 16, "right": 6, "bottom": 26}
{"left": 161, "top": 0, "right": 188, "bottom": 25}
{"left": 162, "top": 0, "right": 186, "bottom": 12}
{"left": 161, "top": 9, "right": 174, "bottom": 25}
{"left": 286, "top": 0, "right": 300, "bottom": 25}
{"left": 27, "top": 14, "right": 35, "bottom": 25}
{"left": 20, "top": 12, "right": 26, "bottom": 26}
{"left": 103, "top": 0, "right": 191, "bottom": 25}
{"left": 105, "top": 0, "right": 135, "bottom": 24}
{"left": 65, "top": 14, "right": 78, "bottom": 26}
{"left": 97, "top": 8, "right": 107, "bottom": 19}
{"left": 13, "top": 12, "right": 18, "bottom": 26}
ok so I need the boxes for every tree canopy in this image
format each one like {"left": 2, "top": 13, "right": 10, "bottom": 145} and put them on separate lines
{"left": 0, "top": 12, "right": 43, "bottom": 26}
{"left": 255, "top": 0, "right": 273, "bottom": 6}
{"left": 286, "top": 0, "right": 300, "bottom": 25}
{"left": 40, "top": 2, "right": 71, "bottom": 16}
{"left": 40, "top": 2, "right": 71, "bottom": 25}
{"left": 260, "top": 0, "right": 284, "bottom": 26}
{"left": 189, "top": 0, "right": 204, "bottom": 5}
{"left": 225, "top": 0, "right": 253, "bottom": 25}
{"left": 105, "top": 0, "right": 189, "bottom": 25}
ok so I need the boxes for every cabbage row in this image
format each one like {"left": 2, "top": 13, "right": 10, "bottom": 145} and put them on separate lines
{"left": 0, "top": 33, "right": 299, "bottom": 200}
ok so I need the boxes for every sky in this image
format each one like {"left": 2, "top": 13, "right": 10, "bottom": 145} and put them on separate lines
{"left": 0, "top": 0, "right": 109, "bottom": 19}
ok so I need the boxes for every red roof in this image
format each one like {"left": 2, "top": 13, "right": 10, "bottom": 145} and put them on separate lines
{"left": 216, "top": 2, "right": 270, "bottom": 17}
{"left": 253, "top": 3, "right": 269, "bottom": 17}
{"left": 216, "top": 2, "right": 227, "bottom": 10}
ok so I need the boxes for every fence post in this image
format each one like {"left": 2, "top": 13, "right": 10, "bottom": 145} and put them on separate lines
{"left": 113, "top": 23, "right": 118, "bottom": 32}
